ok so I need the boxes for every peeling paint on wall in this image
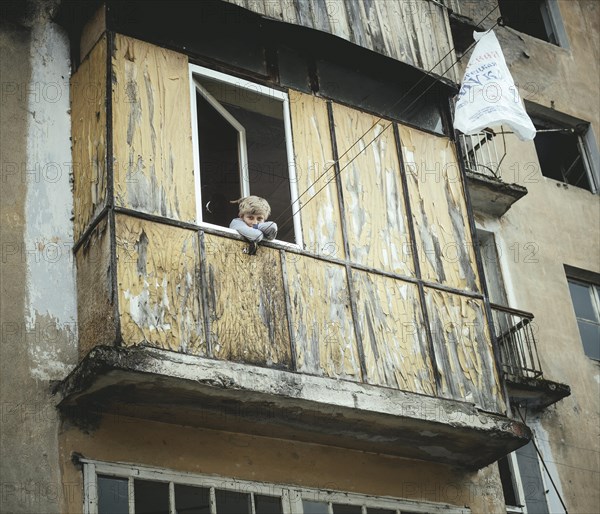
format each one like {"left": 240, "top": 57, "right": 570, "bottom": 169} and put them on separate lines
{"left": 425, "top": 288, "right": 504, "bottom": 413}
{"left": 71, "top": 35, "right": 107, "bottom": 241}
{"left": 286, "top": 254, "right": 361, "bottom": 380}
{"left": 76, "top": 216, "right": 117, "bottom": 358}
{"left": 25, "top": 19, "right": 77, "bottom": 380}
{"left": 203, "top": 235, "right": 291, "bottom": 368}
{"left": 116, "top": 215, "right": 204, "bottom": 353}
{"left": 333, "top": 104, "right": 414, "bottom": 276}
{"left": 399, "top": 125, "right": 481, "bottom": 292}
{"left": 352, "top": 270, "right": 435, "bottom": 395}
{"left": 112, "top": 35, "right": 195, "bottom": 222}
{"left": 288, "top": 91, "right": 344, "bottom": 257}
{"left": 223, "top": 0, "right": 458, "bottom": 83}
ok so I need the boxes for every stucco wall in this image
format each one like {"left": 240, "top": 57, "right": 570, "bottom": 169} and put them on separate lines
{"left": 58, "top": 414, "right": 509, "bottom": 513}
{"left": 0, "top": 5, "right": 78, "bottom": 512}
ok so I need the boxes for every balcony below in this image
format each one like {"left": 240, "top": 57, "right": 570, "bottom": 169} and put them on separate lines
{"left": 491, "top": 304, "right": 571, "bottom": 409}
{"left": 55, "top": 345, "right": 531, "bottom": 470}
{"left": 459, "top": 131, "right": 528, "bottom": 217}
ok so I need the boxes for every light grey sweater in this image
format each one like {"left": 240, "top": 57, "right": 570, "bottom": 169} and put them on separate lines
{"left": 229, "top": 218, "right": 278, "bottom": 242}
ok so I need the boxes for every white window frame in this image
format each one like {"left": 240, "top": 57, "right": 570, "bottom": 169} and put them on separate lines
{"left": 503, "top": 452, "right": 528, "bottom": 514}
{"left": 82, "top": 459, "right": 470, "bottom": 514}
{"left": 567, "top": 277, "right": 600, "bottom": 361}
{"left": 189, "top": 64, "right": 303, "bottom": 248}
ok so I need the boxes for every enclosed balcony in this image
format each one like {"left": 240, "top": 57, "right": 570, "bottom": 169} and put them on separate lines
{"left": 57, "top": 32, "right": 531, "bottom": 470}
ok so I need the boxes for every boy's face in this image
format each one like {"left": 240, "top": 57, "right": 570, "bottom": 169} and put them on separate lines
{"left": 241, "top": 212, "right": 265, "bottom": 227}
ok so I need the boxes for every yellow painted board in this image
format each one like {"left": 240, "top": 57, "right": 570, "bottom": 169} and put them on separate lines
{"left": 286, "top": 254, "right": 362, "bottom": 381}
{"left": 425, "top": 288, "right": 505, "bottom": 413}
{"left": 203, "top": 235, "right": 291, "bottom": 368}
{"left": 116, "top": 214, "right": 204, "bottom": 354}
{"left": 112, "top": 35, "right": 195, "bottom": 222}
{"left": 76, "top": 216, "right": 117, "bottom": 359}
{"left": 71, "top": 35, "right": 107, "bottom": 241}
{"left": 352, "top": 270, "right": 435, "bottom": 395}
{"left": 333, "top": 103, "right": 414, "bottom": 277}
{"left": 289, "top": 91, "right": 345, "bottom": 259}
{"left": 399, "top": 125, "right": 481, "bottom": 292}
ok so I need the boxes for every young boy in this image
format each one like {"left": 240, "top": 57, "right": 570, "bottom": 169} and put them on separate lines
{"left": 229, "top": 196, "right": 278, "bottom": 254}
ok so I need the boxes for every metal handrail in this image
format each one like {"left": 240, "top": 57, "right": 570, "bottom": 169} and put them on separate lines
{"left": 490, "top": 305, "right": 544, "bottom": 379}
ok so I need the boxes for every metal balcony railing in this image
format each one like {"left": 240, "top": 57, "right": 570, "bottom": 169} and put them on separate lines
{"left": 458, "top": 129, "right": 507, "bottom": 180}
{"left": 490, "top": 304, "right": 544, "bottom": 379}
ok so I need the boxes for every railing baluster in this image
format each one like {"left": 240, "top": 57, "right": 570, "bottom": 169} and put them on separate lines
{"left": 490, "top": 304, "right": 543, "bottom": 379}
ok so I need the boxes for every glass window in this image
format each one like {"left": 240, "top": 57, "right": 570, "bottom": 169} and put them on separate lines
{"left": 134, "top": 480, "right": 170, "bottom": 514}
{"left": 98, "top": 476, "right": 128, "bottom": 514}
{"left": 567, "top": 278, "right": 600, "bottom": 360}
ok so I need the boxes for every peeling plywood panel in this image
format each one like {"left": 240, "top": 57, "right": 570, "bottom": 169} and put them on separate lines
{"left": 76, "top": 216, "right": 117, "bottom": 358}
{"left": 116, "top": 215, "right": 204, "bottom": 354}
{"left": 289, "top": 91, "right": 344, "bottom": 258}
{"left": 222, "top": 0, "right": 458, "bottom": 83}
{"left": 353, "top": 270, "right": 435, "bottom": 395}
{"left": 286, "top": 254, "right": 361, "bottom": 381}
{"left": 112, "top": 35, "right": 195, "bottom": 222}
{"left": 425, "top": 288, "right": 504, "bottom": 413}
{"left": 333, "top": 103, "right": 414, "bottom": 277}
{"left": 71, "top": 36, "right": 107, "bottom": 241}
{"left": 204, "top": 235, "right": 291, "bottom": 368}
{"left": 399, "top": 125, "right": 481, "bottom": 292}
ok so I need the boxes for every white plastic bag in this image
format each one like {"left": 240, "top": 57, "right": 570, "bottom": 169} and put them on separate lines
{"left": 454, "top": 30, "right": 536, "bottom": 141}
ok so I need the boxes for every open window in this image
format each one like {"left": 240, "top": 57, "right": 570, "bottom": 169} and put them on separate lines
{"left": 190, "top": 65, "right": 302, "bottom": 245}
{"left": 498, "top": 0, "right": 569, "bottom": 47}
{"left": 532, "top": 117, "right": 599, "bottom": 194}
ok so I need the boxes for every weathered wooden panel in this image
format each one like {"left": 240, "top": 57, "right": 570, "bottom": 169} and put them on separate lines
{"left": 289, "top": 91, "right": 344, "bottom": 258}
{"left": 116, "top": 215, "right": 204, "bottom": 354}
{"left": 333, "top": 103, "right": 414, "bottom": 277}
{"left": 353, "top": 270, "right": 435, "bottom": 395}
{"left": 204, "top": 235, "right": 291, "bottom": 368}
{"left": 71, "top": 36, "right": 107, "bottom": 241}
{"left": 425, "top": 288, "right": 504, "bottom": 413}
{"left": 399, "top": 125, "right": 481, "bottom": 292}
{"left": 76, "top": 216, "right": 117, "bottom": 358}
{"left": 222, "top": 0, "right": 458, "bottom": 83}
{"left": 112, "top": 35, "right": 195, "bottom": 222}
{"left": 286, "top": 254, "right": 361, "bottom": 381}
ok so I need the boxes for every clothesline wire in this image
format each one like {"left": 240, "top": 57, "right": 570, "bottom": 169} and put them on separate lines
{"left": 270, "top": 4, "right": 501, "bottom": 232}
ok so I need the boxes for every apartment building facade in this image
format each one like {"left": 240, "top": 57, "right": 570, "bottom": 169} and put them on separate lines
{"left": 1, "top": 1, "right": 597, "bottom": 513}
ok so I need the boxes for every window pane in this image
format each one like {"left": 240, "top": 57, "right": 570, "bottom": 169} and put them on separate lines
{"left": 577, "top": 320, "right": 600, "bottom": 360}
{"left": 98, "top": 476, "right": 128, "bottom": 514}
{"left": 134, "top": 480, "right": 170, "bottom": 514}
{"left": 332, "top": 503, "right": 362, "bottom": 514}
{"left": 196, "top": 90, "right": 242, "bottom": 227}
{"left": 215, "top": 489, "right": 251, "bottom": 514}
{"left": 568, "top": 281, "right": 597, "bottom": 321}
{"left": 498, "top": 456, "right": 518, "bottom": 506}
{"left": 175, "top": 484, "right": 211, "bottom": 514}
{"left": 516, "top": 441, "right": 549, "bottom": 514}
{"left": 302, "top": 500, "right": 329, "bottom": 514}
{"left": 366, "top": 509, "right": 395, "bottom": 514}
{"left": 255, "top": 494, "right": 283, "bottom": 514}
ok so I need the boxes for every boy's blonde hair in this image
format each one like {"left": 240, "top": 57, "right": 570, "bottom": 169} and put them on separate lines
{"left": 232, "top": 195, "right": 271, "bottom": 219}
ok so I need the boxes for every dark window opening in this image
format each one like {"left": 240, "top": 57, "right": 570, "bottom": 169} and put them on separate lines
{"left": 498, "top": 0, "right": 558, "bottom": 44}
{"left": 533, "top": 120, "right": 596, "bottom": 192}
{"left": 498, "top": 456, "right": 519, "bottom": 507}
{"left": 194, "top": 73, "right": 296, "bottom": 243}
{"left": 134, "top": 479, "right": 170, "bottom": 514}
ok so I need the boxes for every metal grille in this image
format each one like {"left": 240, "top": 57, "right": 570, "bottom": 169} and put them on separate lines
{"left": 491, "top": 304, "right": 544, "bottom": 379}
{"left": 459, "top": 129, "right": 507, "bottom": 179}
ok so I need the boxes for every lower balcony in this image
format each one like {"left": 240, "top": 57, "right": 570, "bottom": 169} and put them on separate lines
{"left": 56, "top": 344, "right": 530, "bottom": 470}
{"left": 491, "top": 304, "right": 571, "bottom": 409}
{"left": 61, "top": 211, "right": 532, "bottom": 469}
